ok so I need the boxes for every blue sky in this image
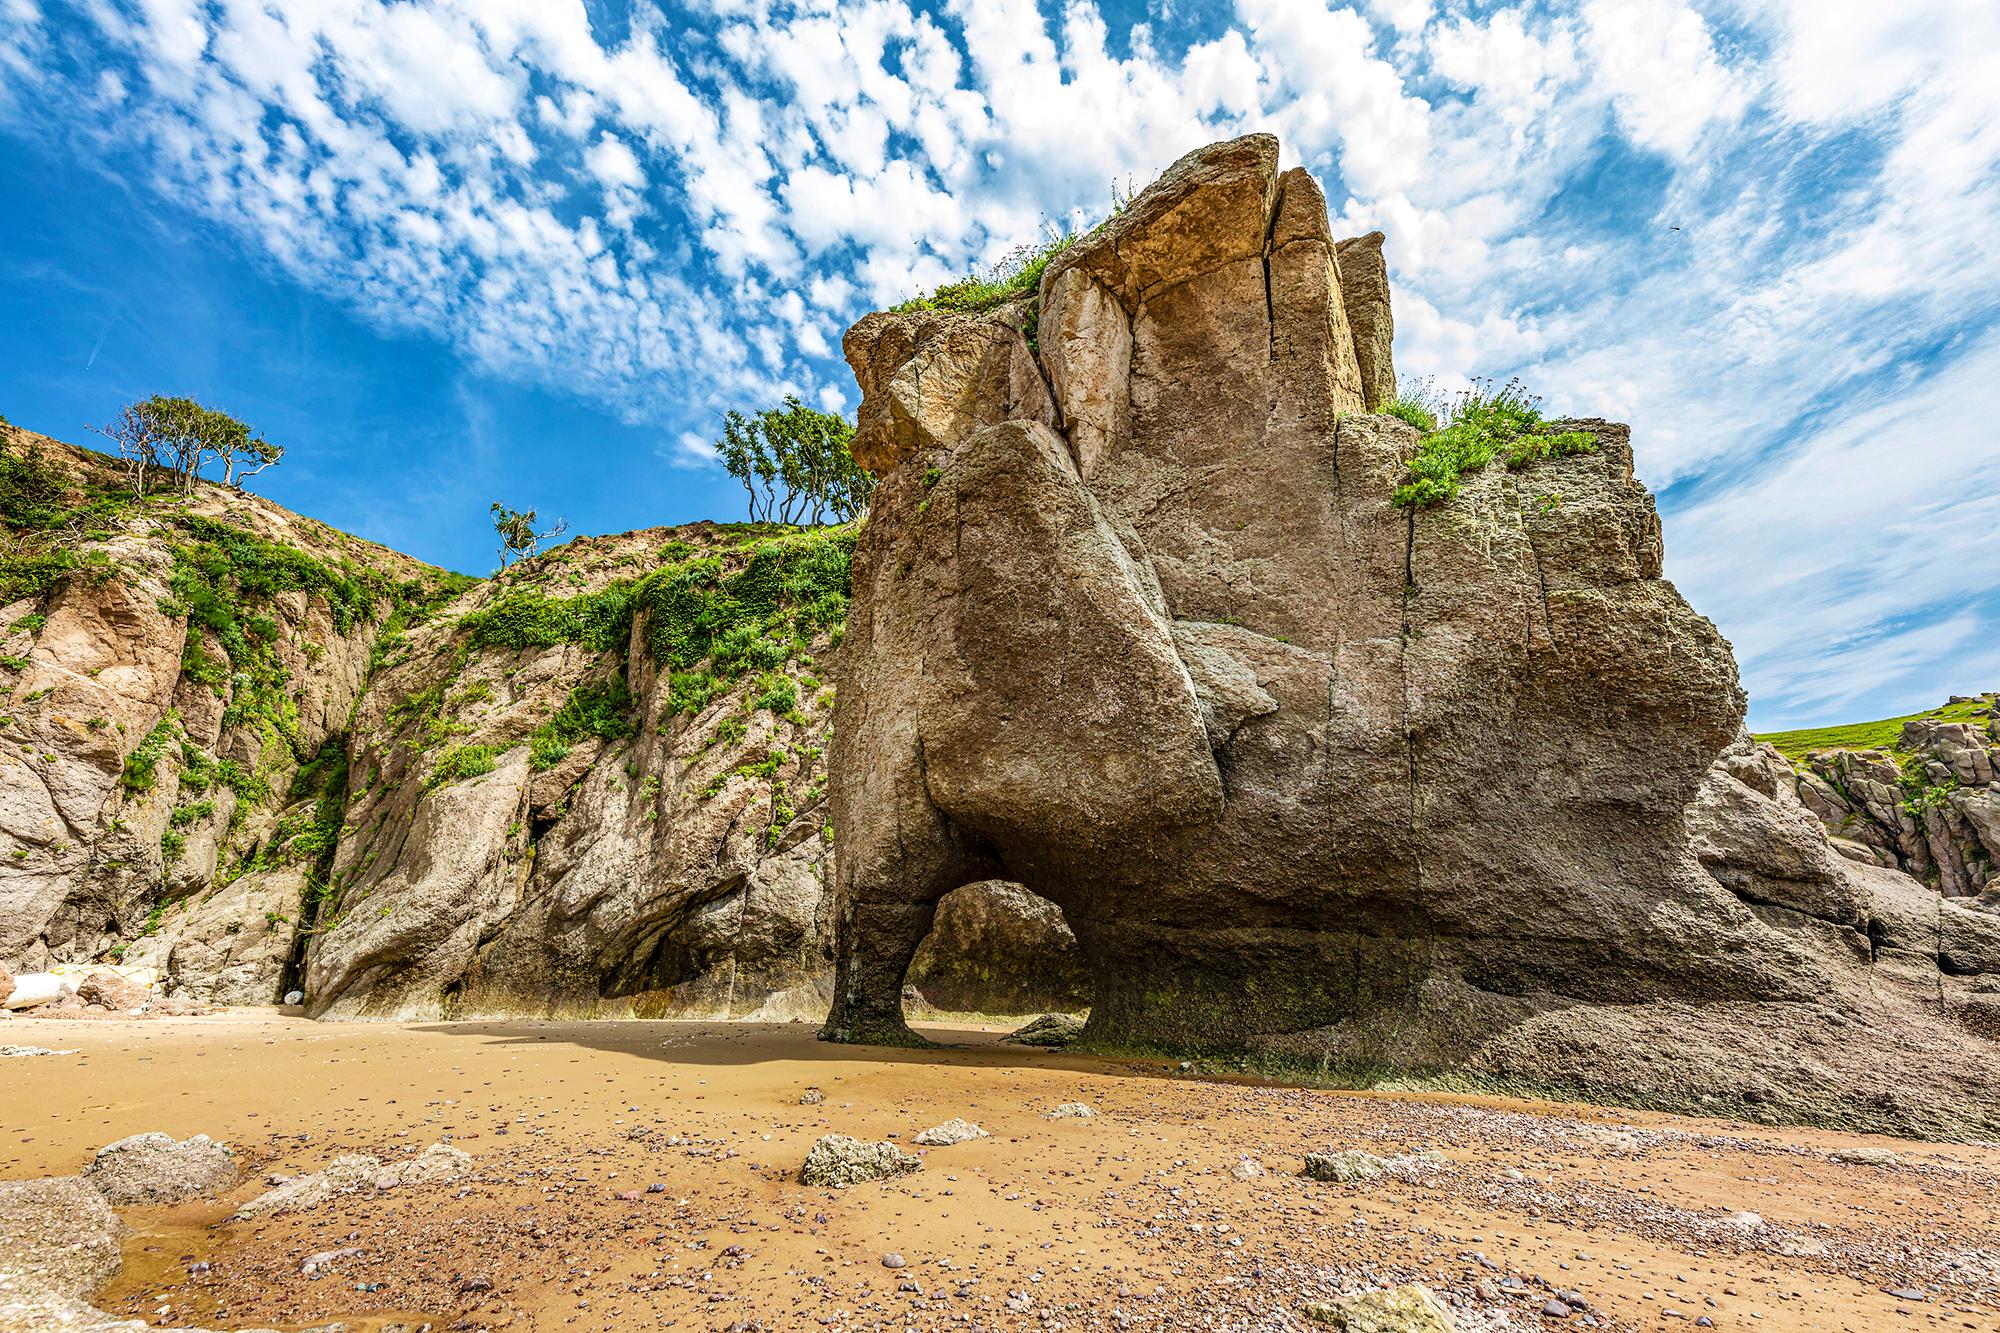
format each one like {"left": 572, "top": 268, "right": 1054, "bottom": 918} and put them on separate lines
{"left": 1, "top": 0, "right": 1996, "bottom": 731}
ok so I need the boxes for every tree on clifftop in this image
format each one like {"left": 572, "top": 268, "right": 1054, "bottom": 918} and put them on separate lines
{"left": 490, "top": 502, "right": 568, "bottom": 572}
{"left": 715, "top": 396, "right": 873, "bottom": 526}
{"left": 88, "top": 395, "right": 283, "bottom": 498}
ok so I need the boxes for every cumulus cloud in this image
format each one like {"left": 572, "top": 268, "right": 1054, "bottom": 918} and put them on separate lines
{"left": 1, "top": 0, "right": 1995, "bottom": 724}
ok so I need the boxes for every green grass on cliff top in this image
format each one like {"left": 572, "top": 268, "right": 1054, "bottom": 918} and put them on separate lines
{"left": 1756, "top": 695, "right": 1996, "bottom": 764}
{"left": 1387, "top": 376, "right": 1597, "bottom": 509}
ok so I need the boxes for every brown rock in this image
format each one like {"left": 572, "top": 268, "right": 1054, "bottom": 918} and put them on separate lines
{"left": 1334, "top": 231, "right": 1396, "bottom": 409}
{"left": 821, "top": 135, "right": 2000, "bottom": 1136}
{"left": 75, "top": 970, "right": 148, "bottom": 1012}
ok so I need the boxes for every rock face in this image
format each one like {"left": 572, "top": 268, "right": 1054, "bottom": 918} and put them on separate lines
{"left": 822, "top": 134, "right": 2000, "bottom": 1135}
{"left": 0, "top": 428, "right": 448, "bottom": 1000}
{"left": 1789, "top": 695, "right": 2000, "bottom": 897}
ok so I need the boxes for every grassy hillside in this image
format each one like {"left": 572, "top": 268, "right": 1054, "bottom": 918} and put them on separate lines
{"left": 1757, "top": 694, "right": 1996, "bottom": 764}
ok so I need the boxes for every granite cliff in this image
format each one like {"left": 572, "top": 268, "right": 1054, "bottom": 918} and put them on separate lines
{"left": 821, "top": 134, "right": 2000, "bottom": 1136}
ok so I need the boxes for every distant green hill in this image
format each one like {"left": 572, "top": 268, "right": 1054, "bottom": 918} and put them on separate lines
{"left": 1757, "top": 694, "right": 1996, "bottom": 764}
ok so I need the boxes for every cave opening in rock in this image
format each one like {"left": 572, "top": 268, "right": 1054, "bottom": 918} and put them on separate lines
{"left": 900, "top": 880, "right": 1094, "bottom": 1029}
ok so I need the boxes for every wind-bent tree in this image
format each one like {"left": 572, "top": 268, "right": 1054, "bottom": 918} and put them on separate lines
{"left": 88, "top": 396, "right": 282, "bottom": 497}
{"left": 491, "top": 502, "right": 568, "bottom": 572}
{"left": 714, "top": 396, "right": 873, "bottom": 525}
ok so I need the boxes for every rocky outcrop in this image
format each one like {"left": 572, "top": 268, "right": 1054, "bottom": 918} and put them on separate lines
{"left": 822, "top": 134, "right": 2000, "bottom": 1136}
{"left": 0, "top": 428, "right": 449, "bottom": 1000}
{"left": 292, "top": 523, "right": 850, "bottom": 1020}
{"left": 1787, "top": 695, "right": 1999, "bottom": 897}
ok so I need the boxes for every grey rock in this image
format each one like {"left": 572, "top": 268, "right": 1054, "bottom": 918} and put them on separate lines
{"left": 1045, "top": 1102, "right": 1096, "bottom": 1120}
{"left": 84, "top": 1132, "right": 236, "bottom": 1206}
{"left": 913, "top": 1118, "right": 988, "bottom": 1146}
{"left": 799, "top": 1134, "right": 921, "bottom": 1188}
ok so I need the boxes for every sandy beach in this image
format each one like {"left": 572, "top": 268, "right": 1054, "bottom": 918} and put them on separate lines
{"left": 3, "top": 1011, "right": 1997, "bottom": 1332}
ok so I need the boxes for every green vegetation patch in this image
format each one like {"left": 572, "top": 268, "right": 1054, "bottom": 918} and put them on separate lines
{"left": 891, "top": 232, "right": 1080, "bottom": 318}
{"left": 427, "top": 743, "right": 501, "bottom": 791}
{"left": 460, "top": 525, "right": 853, "bottom": 705}
{"left": 1386, "top": 377, "right": 1597, "bottom": 509}
{"left": 529, "top": 677, "right": 637, "bottom": 772}
{"left": 120, "top": 714, "right": 182, "bottom": 793}
{"left": 1757, "top": 695, "right": 1995, "bottom": 765}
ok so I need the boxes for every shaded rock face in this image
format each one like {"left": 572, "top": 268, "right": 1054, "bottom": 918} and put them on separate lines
{"left": 824, "top": 134, "right": 2000, "bottom": 1135}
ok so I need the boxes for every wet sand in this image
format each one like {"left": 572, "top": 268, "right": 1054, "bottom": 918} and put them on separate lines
{"left": 3, "top": 1010, "right": 1997, "bottom": 1332}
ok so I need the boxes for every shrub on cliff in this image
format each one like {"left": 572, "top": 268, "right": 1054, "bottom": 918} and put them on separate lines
{"left": 1389, "top": 376, "right": 1595, "bottom": 508}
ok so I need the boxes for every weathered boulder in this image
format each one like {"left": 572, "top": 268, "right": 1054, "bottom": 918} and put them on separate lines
{"left": 84, "top": 1132, "right": 236, "bottom": 1205}
{"left": 821, "top": 134, "right": 2000, "bottom": 1136}
{"left": 0, "top": 1175, "right": 123, "bottom": 1301}
{"left": 799, "top": 1134, "right": 920, "bottom": 1187}
{"left": 0, "top": 961, "right": 12, "bottom": 1007}
{"left": 75, "top": 970, "right": 148, "bottom": 1012}
{"left": 906, "top": 881, "right": 1091, "bottom": 1014}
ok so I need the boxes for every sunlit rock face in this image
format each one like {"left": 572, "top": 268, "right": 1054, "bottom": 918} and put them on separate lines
{"left": 821, "top": 135, "right": 2000, "bottom": 1138}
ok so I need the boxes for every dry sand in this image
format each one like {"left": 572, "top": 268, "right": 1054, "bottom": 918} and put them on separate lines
{"left": 2, "top": 1010, "right": 1997, "bottom": 1332}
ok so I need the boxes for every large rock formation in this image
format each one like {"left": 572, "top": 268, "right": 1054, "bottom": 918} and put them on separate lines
{"left": 823, "top": 135, "right": 2000, "bottom": 1136}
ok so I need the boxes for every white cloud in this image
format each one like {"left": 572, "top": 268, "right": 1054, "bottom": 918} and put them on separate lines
{"left": 3, "top": 0, "right": 1996, "bottom": 724}
{"left": 1580, "top": 0, "right": 1745, "bottom": 160}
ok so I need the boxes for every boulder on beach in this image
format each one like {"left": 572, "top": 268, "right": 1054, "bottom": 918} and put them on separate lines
{"left": 799, "top": 1134, "right": 921, "bottom": 1187}
{"left": 84, "top": 1132, "right": 236, "bottom": 1206}
{"left": 913, "top": 1118, "right": 989, "bottom": 1146}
